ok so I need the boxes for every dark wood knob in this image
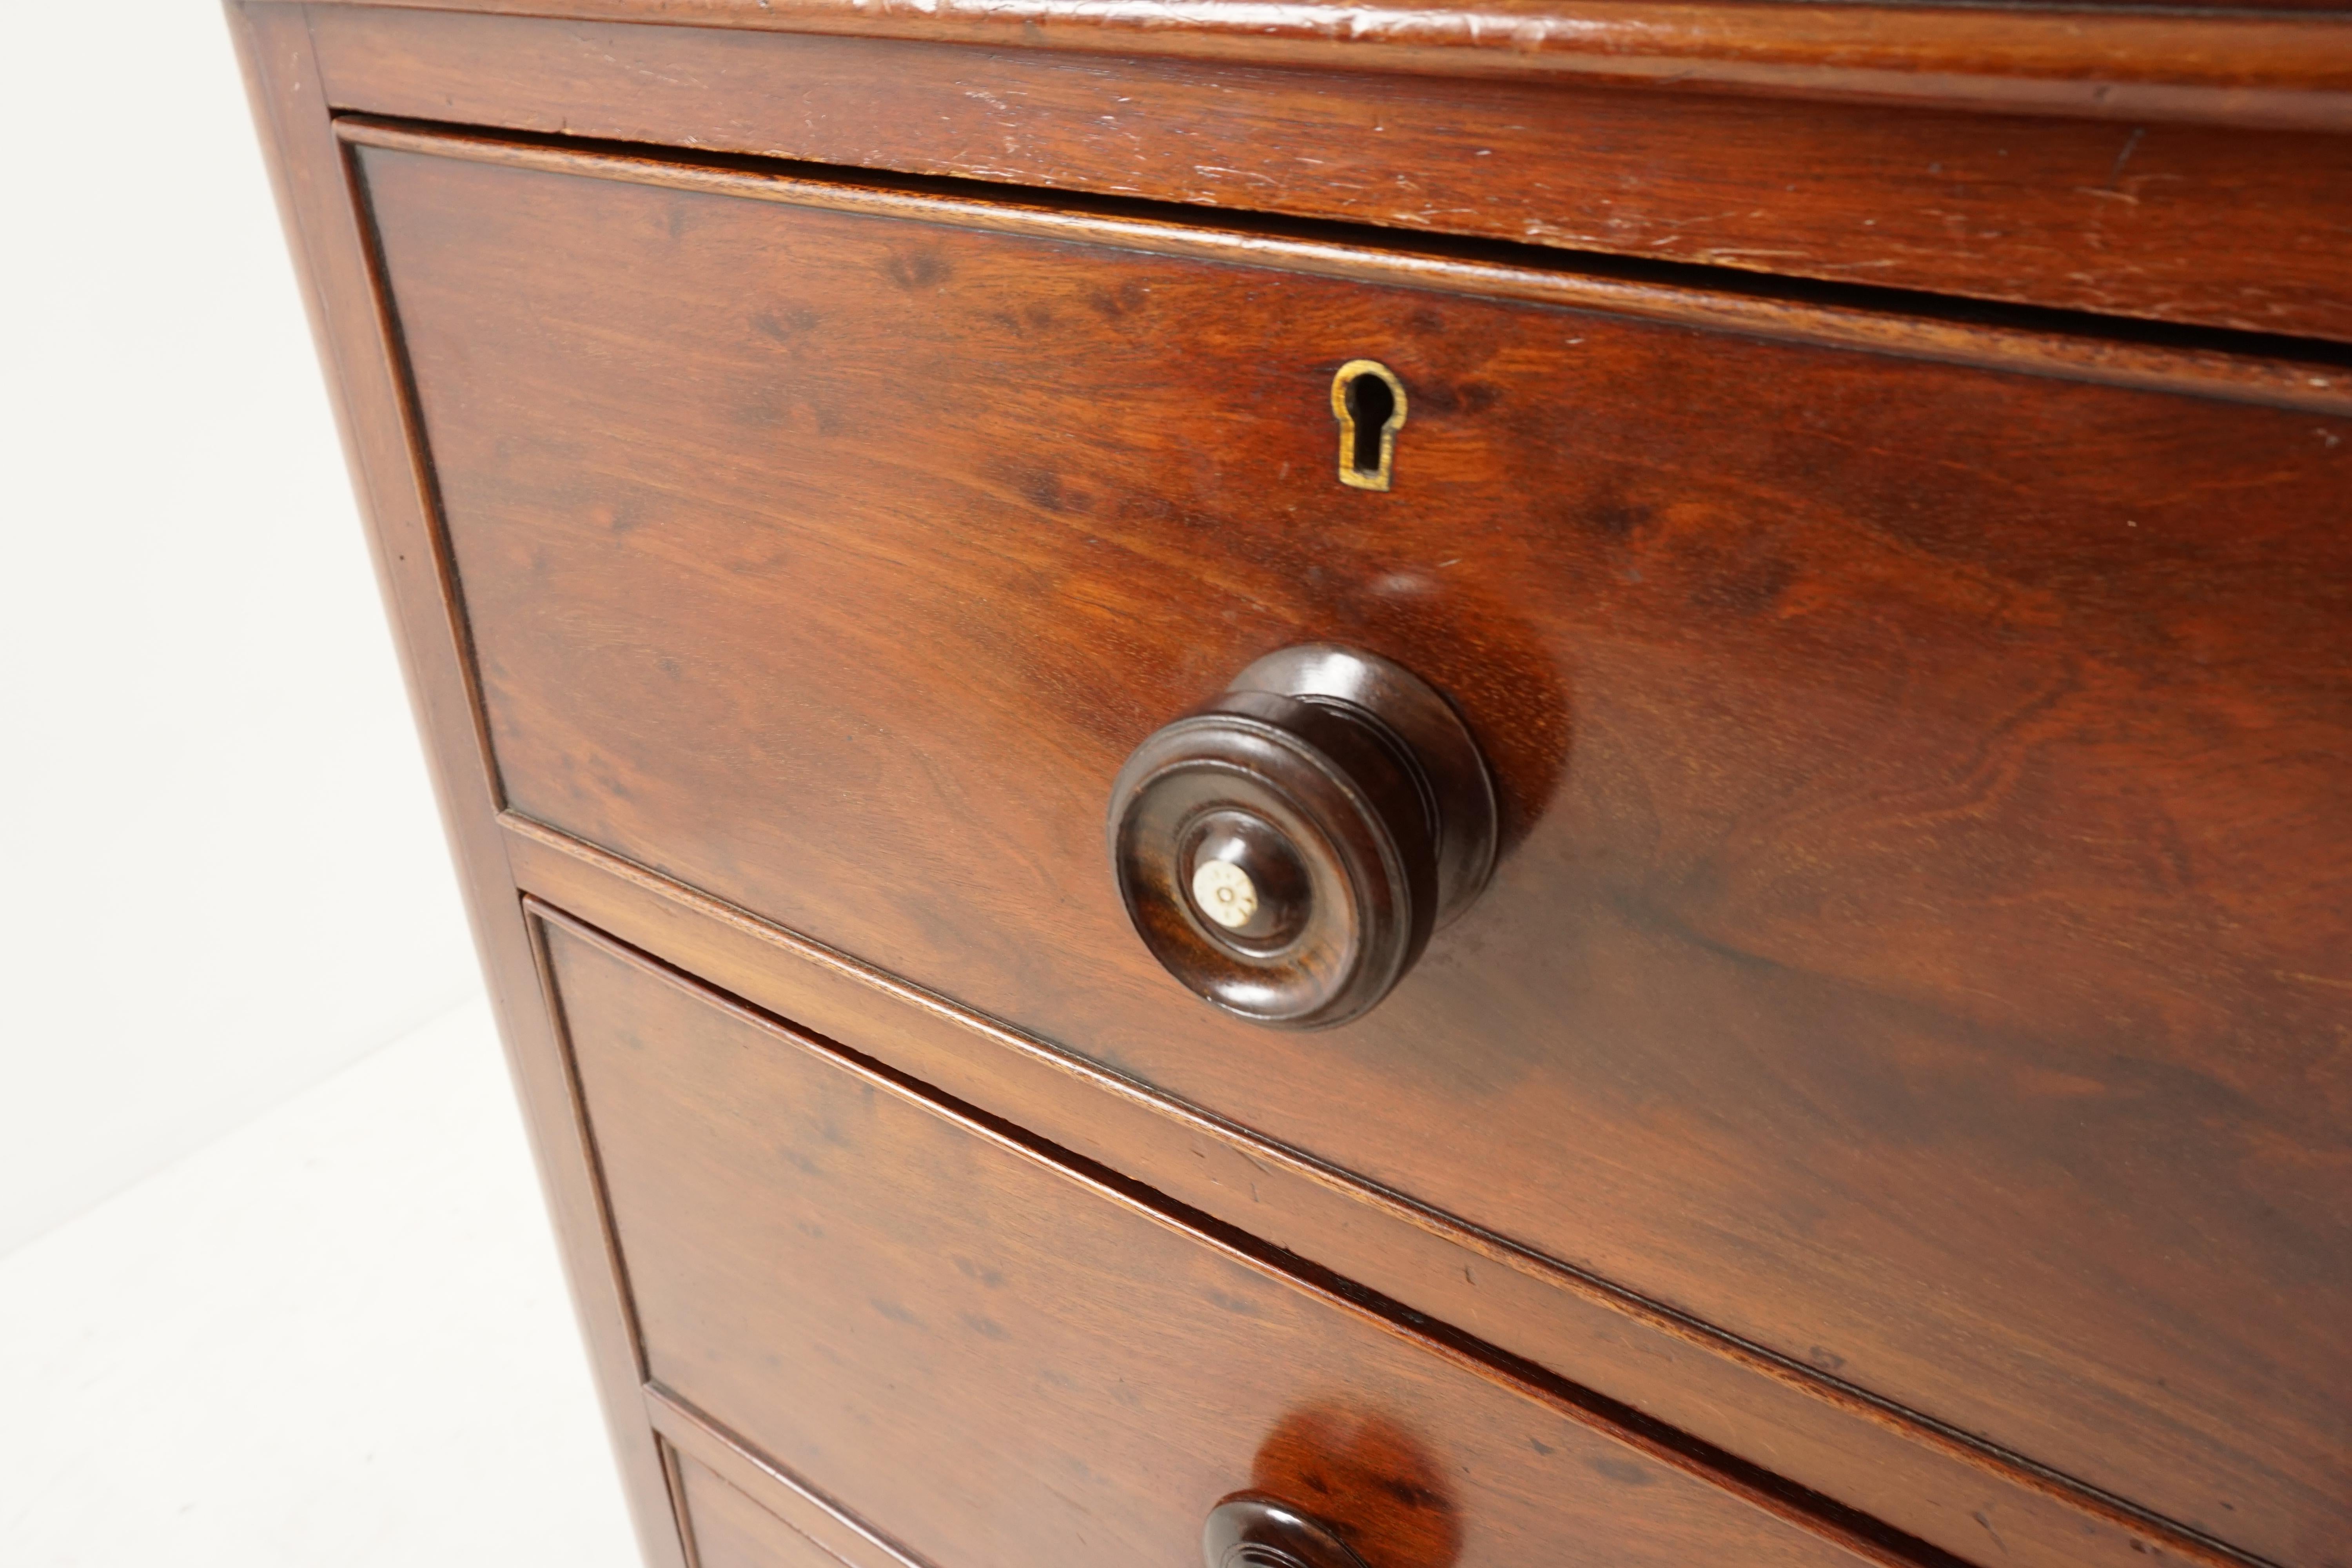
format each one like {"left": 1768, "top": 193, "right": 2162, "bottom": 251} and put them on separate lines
{"left": 1106, "top": 645, "right": 1496, "bottom": 1030}
{"left": 1203, "top": 1492, "right": 1372, "bottom": 1568}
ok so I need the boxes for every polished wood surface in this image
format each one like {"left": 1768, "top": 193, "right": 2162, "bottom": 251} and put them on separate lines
{"left": 651, "top": 1389, "right": 929, "bottom": 1568}
{"left": 308, "top": 6, "right": 2352, "bottom": 344}
{"left": 334, "top": 119, "right": 2352, "bottom": 417}
{"left": 539, "top": 910, "right": 1895, "bottom": 1568}
{"left": 226, "top": 8, "right": 693, "bottom": 1566}
{"left": 355, "top": 134, "right": 2350, "bottom": 1566}
{"left": 675, "top": 1454, "right": 849, "bottom": 1568}
{"left": 1105, "top": 644, "right": 1500, "bottom": 1029}
{"left": 1205, "top": 1493, "right": 1377, "bottom": 1568}
{"left": 242, "top": 4, "right": 2352, "bottom": 1566}
{"left": 509, "top": 813, "right": 2240, "bottom": 1568}
{"left": 302, "top": 0, "right": 2352, "bottom": 125}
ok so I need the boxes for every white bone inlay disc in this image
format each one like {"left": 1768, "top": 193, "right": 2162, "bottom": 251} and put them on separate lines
{"left": 1190, "top": 858, "right": 1259, "bottom": 930}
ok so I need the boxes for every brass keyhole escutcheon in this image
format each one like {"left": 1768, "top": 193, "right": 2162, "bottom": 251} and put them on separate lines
{"left": 1331, "top": 361, "right": 1407, "bottom": 491}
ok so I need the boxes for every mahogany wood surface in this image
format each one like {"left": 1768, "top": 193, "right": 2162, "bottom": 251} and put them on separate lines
{"left": 354, "top": 136, "right": 2351, "bottom": 1566}
{"left": 539, "top": 911, "right": 1897, "bottom": 1568}
{"left": 301, "top": 0, "right": 2352, "bottom": 126}
{"left": 226, "top": 7, "right": 694, "bottom": 1566}
{"left": 332, "top": 120, "right": 2352, "bottom": 419}
{"left": 675, "top": 1453, "right": 849, "bottom": 1568}
{"left": 510, "top": 812, "right": 2245, "bottom": 1568}
{"left": 305, "top": 5, "right": 2352, "bottom": 345}
{"left": 651, "top": 1387, "right": 933, "bottom": 1568}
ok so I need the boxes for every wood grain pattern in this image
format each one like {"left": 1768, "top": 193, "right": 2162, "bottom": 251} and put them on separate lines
{"left": 520, "top": 818, "right": 2258, "bottom": 1568}
{"left": 651, "top": 1388, "right": 933, "bottom": 1568}
{"left": 356, "top": 139, "right": 2352, "bottom": 1566}
{"left": 336, "top": 122, "right": 2352, "bottom": 425}
{"left": 299, "top": 0, "right": 2352, "bottom": 127}
{"left": 332, "top": 120, "right": 2352, "bottom": 418}
{"left": 539, "top": 911, "right": 1895, "bottom": 1568}
{"left": 309, "top": 7, "right": 2352, "bottom": 346}
{"left": 514, "top": 812, "right": 2253, "bottom": 1568}
{"left": 674, "top": 1452, "right": 849, "bottom": 1568}
{"left": 223, "top": 7, "right": 694, "bottom": 1566}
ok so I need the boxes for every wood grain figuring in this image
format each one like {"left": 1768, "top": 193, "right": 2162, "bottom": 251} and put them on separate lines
{"left": 674, "top": 1452, "right": 849, "bottom": 1568}
{"left": 650, "top": 1388, "right": 933, "bottom": 1568}
{"left": 307, "top": 7, "right": 2352, "bottom": 345}
{"left": 539, "top": 912, "right": 1892, "bottom": 1568}
{"left": 513, "top": 813, "right": 2254, "bottom": 1568}
{"left": 299, "top": 0, "right": 2352, "bottom": 127}
{"left": 223, "top": 8, "right": 695, "bottom": 1568}
{"left": 357, "top": 140, "right": 2352, "bottom": 1566}
{"left": 332, "top": 121, "right": 2352, "bottom": 418}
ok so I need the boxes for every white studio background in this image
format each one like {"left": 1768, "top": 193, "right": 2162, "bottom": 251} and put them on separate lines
{"left": 0, "top": 0, "right": 479, "bottom": 1259}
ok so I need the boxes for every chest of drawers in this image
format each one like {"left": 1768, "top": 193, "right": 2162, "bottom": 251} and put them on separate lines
{"left": 234, "top": 5, "right": 2351, "bottom": 1567}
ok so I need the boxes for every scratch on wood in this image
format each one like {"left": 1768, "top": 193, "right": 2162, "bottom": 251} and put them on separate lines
{"left": 2105, "top": 125, "right": 2147, "bottom": 189}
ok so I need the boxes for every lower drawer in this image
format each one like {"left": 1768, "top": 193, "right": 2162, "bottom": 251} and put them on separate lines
{"left": 537, "top": 906, "right": 1881, "bottom": 1568}
{"left": 673, "top": 1452, "right": 844, "bottom": 1568}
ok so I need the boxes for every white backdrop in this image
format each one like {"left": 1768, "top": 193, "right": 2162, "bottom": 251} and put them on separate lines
{"left": 0, "top": 0, "right": 479, "bottom": 1258}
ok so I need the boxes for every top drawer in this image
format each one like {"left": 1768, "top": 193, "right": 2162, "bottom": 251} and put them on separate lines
{"left": 353, "top": 128, "right": 2352, "bottom": 1564}
{"left": 309, "top": 5, "right": 2352, "bottom": 345}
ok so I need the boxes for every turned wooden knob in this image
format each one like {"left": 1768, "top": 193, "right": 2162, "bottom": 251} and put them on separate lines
{"left": 1203, "top": 1492, "right": 1372, "bottom": 1568}
{"left": 1106, "top": 645, "right": 1496, "bottom": 1030}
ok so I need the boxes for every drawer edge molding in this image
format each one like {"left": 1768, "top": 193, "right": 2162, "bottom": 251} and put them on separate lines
{"left": 303, "top": 5, "right": 2352, "bottom": 346}
{"left": 332, "top": 115, "right": 2352, "bottom": 420}
{"left": 505, "top": 815, "right": 2276, "bottom": 1568}
{"left": 299, "top": 0, "right": 2352, "bottom": 131}
{"left": 648, "top": 1384, "right": 934, "bottom": 1568}
{"left": 538, "top": 901, "right": 1932, "bottom": 1568}
{"left": 225, "top": 8, "right": 699, "bottom": 1567}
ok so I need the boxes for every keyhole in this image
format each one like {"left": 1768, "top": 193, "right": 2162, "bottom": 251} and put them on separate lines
{"left": 1330, "top": 360, "right": 1407, "bottom": 492}
{"left": 1347, "top": 375, "right": 1393, "bottom": 473}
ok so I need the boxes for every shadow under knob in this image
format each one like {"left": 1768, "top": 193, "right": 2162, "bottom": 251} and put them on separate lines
{"left": 1105, "top": 644, "right": 1496, "bottom": 1030}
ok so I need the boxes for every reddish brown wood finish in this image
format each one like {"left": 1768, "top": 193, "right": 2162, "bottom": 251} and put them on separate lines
{"left": 509, "top": 815, "right": 2242, "bottom": 1568}
{"left": 652, "top": 1390, "right": 931, "bottom": 1568}
{"left": 301, "top": 0, "right": 2352, "bottom": 125}
{"left": 674, "top": 1454, "right": 848, "bottom": 1568}
{"left": 331, "top": 121, "right": 2352, "bottom": 418}
{"left": 539, "top": 911, "right": 1894, "bottom": 1568}
{"left": 225, "top": 7, "right": 693, "bottom": 1567}
{"left": 1105, "top": 643, "right": 1501, "bottom": 1030}
{"left": 352, "top": 136, "right": 2352, "bottom": 1566}
{"left": 304, "top": 5, "right": 2352, "bottom": 345}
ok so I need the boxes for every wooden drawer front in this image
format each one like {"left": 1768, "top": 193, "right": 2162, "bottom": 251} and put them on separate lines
{"left": 675, "top": 1454, "right": 844, "bottom": 1568}
{"left": 314, "top": 7, "right": 2352, "bottom": 346}
{"left": 361, "top": 134, "right": 2352, "bottom": 1559}
{"left": 541, "top": 911, "right": 1873, "bottom": 1568}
